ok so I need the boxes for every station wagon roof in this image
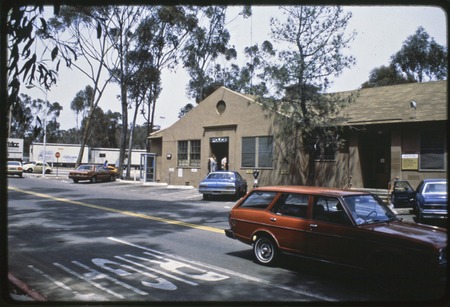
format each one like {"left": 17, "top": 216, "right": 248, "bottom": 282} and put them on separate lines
{"left": 253, "top": 186, "right": 369, "bottom": 197}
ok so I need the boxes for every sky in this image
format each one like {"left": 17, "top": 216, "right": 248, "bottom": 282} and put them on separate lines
{"left": 22, "top": 5, "right": 448, "bottom": 131}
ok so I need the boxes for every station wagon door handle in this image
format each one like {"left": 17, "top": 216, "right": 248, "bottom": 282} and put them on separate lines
{"left": 309, "top": 224, "right": 318, "bottom": 229}
{"left": 270, "top": 217, "right": 277, "bottom": 222}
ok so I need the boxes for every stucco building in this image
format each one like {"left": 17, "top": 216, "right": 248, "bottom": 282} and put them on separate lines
{"left": 148, "top": 80, "right": 447, "bottom": 189}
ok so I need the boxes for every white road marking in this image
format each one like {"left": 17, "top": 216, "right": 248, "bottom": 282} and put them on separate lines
{"left": 28, "top": 265, "right": 108, "bottom": 301}
{"left": 53, "top": 262, "right": 125, "bottom": 299}
{"left": 116, "top": 255, "right": 199, "bottom": 286}
{"left": 92, "top": 258, "right": 177, "bottom": 291}
{"left": 107, "top": 237, "right": 335, "bottom": 301}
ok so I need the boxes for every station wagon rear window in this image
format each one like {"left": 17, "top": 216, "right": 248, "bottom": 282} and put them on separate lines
{"left": 239, "top": 191, "right": 277, "bottom": 209}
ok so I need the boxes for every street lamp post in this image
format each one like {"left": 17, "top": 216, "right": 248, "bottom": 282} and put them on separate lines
{"left": 26, "top": 85, "right": 48, "bottom": 177}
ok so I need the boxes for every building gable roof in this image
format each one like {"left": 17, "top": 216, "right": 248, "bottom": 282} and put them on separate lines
{"left": 341, "top": 80, "right": 447, "bottom": 125}
{"left": 149, "top": 87, "right": 269, "bottom": 139}
{"left": 150, "top": 81, "right": 447, "bottom": 139}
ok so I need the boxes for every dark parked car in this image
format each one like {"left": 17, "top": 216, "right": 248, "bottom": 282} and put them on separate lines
{"left": 415, "top": 179, "right": 447, "bottom": 221}
{"left": 199, "top": 171, "right": 247, "bottom": 200}
{"left": 68, "top": 164, "right": 116, "bottom": 183}
{"left": 225, "top": 186, "right": 446, "bottom": 289}
{"left": 390, "top": 179, "right": 447, "bottom": 221}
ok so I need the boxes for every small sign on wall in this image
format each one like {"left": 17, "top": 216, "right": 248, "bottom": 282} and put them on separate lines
{"left": 402, "top": 154, "right": 419, "bottom": 170}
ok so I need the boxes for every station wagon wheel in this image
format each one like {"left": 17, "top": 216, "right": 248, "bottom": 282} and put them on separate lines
{"left": 91, "top": 176, "right": 97, "bottom": 183}
{"left": 253, "top": 236, "right": 278, "bottom": 266}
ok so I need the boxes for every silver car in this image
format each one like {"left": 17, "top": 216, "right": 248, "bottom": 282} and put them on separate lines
{"left": 7, "top": 161, "right": 23, "bottom": 178}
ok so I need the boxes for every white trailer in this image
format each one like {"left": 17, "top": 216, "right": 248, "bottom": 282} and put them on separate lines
{"left": 29, "top": 143, "right": 89, "bottom": 165}
{"left": 29, "top": 143, "right": 147, "bottom": 167}
{"left": 7, "top": 138, "right": 24, "bottom": 160}
{"left": 90, "top": 147, "right": 147, "bottom": 167}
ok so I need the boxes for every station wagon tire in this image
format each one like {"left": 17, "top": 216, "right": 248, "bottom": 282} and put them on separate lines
{"left": 253, "top": 236, "right": 278, "bottom": 266}
{"left": 91, "top": 176, "right": 97, "bottom": 183}
{"left": 202, "top": 194, "right": 210, "bottom": 200}
{"left": 73, "top": 179, "right": 78, "bottom": 183}
{"left": 27, "top": 168, "right": 33, "bottom": 173}
{"left": 45, "top": 169, "right": 51, "bottom": 174}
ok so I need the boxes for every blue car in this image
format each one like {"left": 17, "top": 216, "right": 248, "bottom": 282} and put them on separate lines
{"left": 415, "top": 179, "right": 447, "bottom": 221}
{"left": 199, "top": 171, "right": 248, "bottom": 200}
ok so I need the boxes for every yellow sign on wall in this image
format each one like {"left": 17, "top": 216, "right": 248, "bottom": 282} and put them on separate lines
{"left": 402, "top": 154, "right": 419, "bottom": 170}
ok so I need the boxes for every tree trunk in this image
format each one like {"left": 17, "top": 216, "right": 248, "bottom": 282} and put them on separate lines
{"left": 118, "top": 84, "right": 128, "bottom": 179}
{"left": 75, "top": 109, "right": 94, "bottom": 167}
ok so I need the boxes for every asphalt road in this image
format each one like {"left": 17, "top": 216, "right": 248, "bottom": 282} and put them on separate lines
{"left": 5, "top": 174, "right": 447, "bottom": 304}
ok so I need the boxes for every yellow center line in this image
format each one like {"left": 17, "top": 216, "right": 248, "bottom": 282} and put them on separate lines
{"left": 8, "top": 186, "right": 224, "bottom": 234}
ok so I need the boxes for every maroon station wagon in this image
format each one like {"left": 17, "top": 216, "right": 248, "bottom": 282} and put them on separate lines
{"left": 225, "top": 186, "right": 447, "bottom": 287}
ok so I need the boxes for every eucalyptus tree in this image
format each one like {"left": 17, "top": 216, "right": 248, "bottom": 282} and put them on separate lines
{"left": 80, "top": 108, "right": 121, "bottom": 148}
{"left": 123, "top": 49, "right": 157, "bottom": 177}
{"left": 45, "top": 6, "right": 121, "bottom": 167}
{"left": 132, "top": 6, "right": 199, "bottom": 142}
{"left": 9, "top": 93, "right": 62, "bottom": 151}
{"left": 182, "top": 6, "right": 239, "bottom": 103}
{"left": 4, "top": 4, "right": 64, "bottom": 150}
{"left": 361, "top": 65, "right": 414, "bottom": 88}
{"left": 5, "top": 5, "right": 60, "bottom": 107}
{"left": 254, "top": 6, "right": 356, "bottom": 184}
{"left": 362, "top": 27, "right": 446, "bottom": 88}
{"left": 70, "top": 85, "right": 94, "bottom": 130}
{"left": 391, "top": 26, "right": 447, "bottom": 82}
{"left": 95, "top": 5, "right": 146, "bottom": 176}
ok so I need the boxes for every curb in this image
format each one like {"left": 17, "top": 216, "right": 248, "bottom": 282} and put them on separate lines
{"left": 8, "top": 273, "right": 47, "bottom": 302}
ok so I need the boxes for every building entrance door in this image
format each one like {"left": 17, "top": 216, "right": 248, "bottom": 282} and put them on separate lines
{"left": 360, "top": 131, "right": 391, "bottom": 189}
{"left": 210, "top": 137, "right": 229, "bottom": 171}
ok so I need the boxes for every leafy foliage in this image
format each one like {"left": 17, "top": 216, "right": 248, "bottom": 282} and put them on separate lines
{"left": 6, "top": 5, "right": 61, "bottom": 116}
{"left": 248, "top": 6, "right": 356, "bottom": 183}
{"left": 361, "top": 65, "right": 414, "bottom": 88}
{"left": 182, "top": 6, "right": 235, "bottom": 103}
{"left": 391, "top": 26, "right": 447, "bottom": 82}
{"left": 362, "top": 27, "right": 447, "bottom": 88}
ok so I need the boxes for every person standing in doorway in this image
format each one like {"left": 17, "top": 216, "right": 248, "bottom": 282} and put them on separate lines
{"left": 221, "top": 156, "right": 228, "bottom": 170}
{"left": 210, "top": 155, "right": 217, "bottom": 172}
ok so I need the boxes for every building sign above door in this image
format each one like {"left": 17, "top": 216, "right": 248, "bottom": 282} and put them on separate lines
{"left": 210, "top": 137, "right": 229, "bottom": 143}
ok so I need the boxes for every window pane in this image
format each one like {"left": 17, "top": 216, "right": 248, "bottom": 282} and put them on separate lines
{"left": 420, "top": 131, "right": 445, "bottom": 170}
{"left": 258, "top": 136, "right": 273, "bottom": 167}
{"left": 240, "top": 191, "right": 277, "bottom": 209}
{"left": 272, "top": 193, "right": 308, "bottom": 218}
{"left": 242, "top": 137, "right": 256, "bottom": 167}
{"left": 178, "top": 141, "right": 188, "bottom": 167}
{"left": 190, "top": 140, "right": 201, "bottom": 167}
